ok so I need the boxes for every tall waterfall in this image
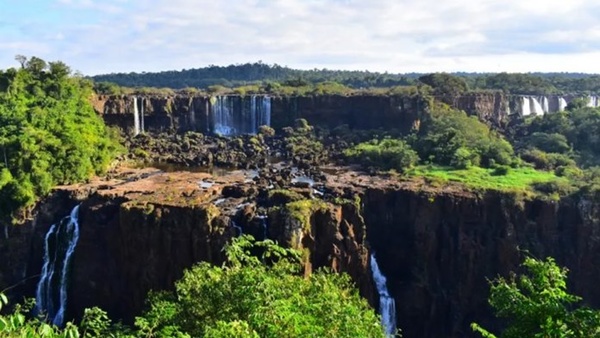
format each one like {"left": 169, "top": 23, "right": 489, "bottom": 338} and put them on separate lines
{"left": 530, "top": 97, "right": 544, "bottom": 115}
{"left": 211, "top": 96, "right": 271, "bottom": 136}
{"left": 370, "top": 253, "right": 397, "bottom": 337}
{"left": 588, "top": 96, "right": 599, "bottom": 108}
{"left": 521, "top": 97, "right": 532, "bottom": 116}
{"left": 35, "top": 205, "right": 81, "bottom": 327}
{"left": 189, "top": 100, "right": 196, "bottom": 130}
{"left": 539, "top": 96, "right": 549, "bottom": 114}
{"left": 133, "top": 97, "right": 141, "bottom": 136}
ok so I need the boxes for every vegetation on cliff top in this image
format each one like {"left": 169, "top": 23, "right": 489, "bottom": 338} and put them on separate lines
{"left": 0, "top": 56, "right": 121, "bottom": 222}
{"left": 91, "top": 62, "right": 600, "bottom": 95}
{"left": 0, "top": 236, "right": 390, "bottom": 337}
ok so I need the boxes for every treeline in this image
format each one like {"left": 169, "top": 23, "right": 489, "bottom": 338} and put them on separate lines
{"left": 91, "top": 62, "right": 600, "bottom": 95}
{"left": 91, "top": 62, "right": 416, "bottom": 91}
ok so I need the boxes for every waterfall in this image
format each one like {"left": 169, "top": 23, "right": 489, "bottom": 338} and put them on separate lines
{"left": 140, "top": 97, "right": 145, "bottom": 132}
{"left": 530, "top": 97, "right": 544, "bottom": 115}
{"left": 558, "top": 97, "right": 568, "bottom": 111}
{"left": 210, "top": 96, "right": 272, "bottom": 136}
{"left": 133, "top": 96, "right": 140, "bottom": 136}
{"left": 521, "top": 97, "right": 532, "bottom": 116}
{"left": 35, "top": 205, "right": 81, "bottom": 327}
{"left": 189, "top": 100, "right": 196, "bottom": 131}
{"left": 370, "top": 253, "right": 397, "bottom": 337}
{"left": 588, "top": 96, "right": 599, "bottom": 108}
{"left": 540, "top": 96, "right": 549, "bottom": 114}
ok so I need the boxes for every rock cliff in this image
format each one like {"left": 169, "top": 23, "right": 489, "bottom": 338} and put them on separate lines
{"left": 2, "top": 167, "right": 600, "bottom": 338}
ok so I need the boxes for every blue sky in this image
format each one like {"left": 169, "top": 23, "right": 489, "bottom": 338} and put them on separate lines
{"left": 1, "top": 0, "right": 600, "bottom": 75}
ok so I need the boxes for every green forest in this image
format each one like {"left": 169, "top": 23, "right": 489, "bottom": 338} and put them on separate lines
{"left": 91, "top": 62, "right": 600, "bottom": 95}
{"left": 0, "top": 56, "right": 121, "bottom": 222}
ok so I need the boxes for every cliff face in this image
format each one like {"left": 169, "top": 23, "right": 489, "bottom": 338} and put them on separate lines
{"left": 0, "top": 169, "right": 374, "bottom": 325}
{"left": 442, "top": 92, "right": 509, "bottom": 128}
{"left": 3, "top": 169, "right": 600, "bottom": 338}
{"left": 363, "top": 188, "right": 600, "bottom": 338}
{"left": 92, "top": 94, "right": 427, "bottom": 134}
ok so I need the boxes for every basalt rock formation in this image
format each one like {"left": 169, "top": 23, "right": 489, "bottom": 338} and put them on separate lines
{"left": 92, "top": 93, "right": 595, "bottom": 137}
{"left": 0, "top": 167, "right": 376, "bottom": 325}
{"left": 92, "top": 94, "right": 428, "bottom": 134}
{"left": 2, "top": 165, "right": 600, "bottom": 338}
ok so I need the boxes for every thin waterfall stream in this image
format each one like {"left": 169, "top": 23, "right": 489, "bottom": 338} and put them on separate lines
{"left": 370, "top": 253, "right": 397, "bottom": 337}
{"left": 35, "top": 205, "right": 81, "bottom": 326}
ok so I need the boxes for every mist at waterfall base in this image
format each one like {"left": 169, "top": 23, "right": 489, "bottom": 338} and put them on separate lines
{"left": 370, "top": 253, "right": 397, "bottom": 337}
{"left": 35, "top": 205, "right": 81, "bottom": 327}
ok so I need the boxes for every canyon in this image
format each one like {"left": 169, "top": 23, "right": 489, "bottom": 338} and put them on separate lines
{"left": 2, "top": 164, "right": 600, "bottom": 337}
{"left": 2, "top": 92, "right": 600, "bottom": 337}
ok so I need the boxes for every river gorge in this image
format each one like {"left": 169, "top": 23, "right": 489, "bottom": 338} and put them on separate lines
{"left": 2, "top": 92, "right": 600, "bottom": 337}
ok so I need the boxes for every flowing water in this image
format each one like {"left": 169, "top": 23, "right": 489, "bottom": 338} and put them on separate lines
{"left": 211, "top": 96, "right": 271, "bottom": 136}
{"left": 370, "top": 253, "right": 397, "bottom": 337}
{"left": 35, "top": 205, "right": 81, "bottom": 326}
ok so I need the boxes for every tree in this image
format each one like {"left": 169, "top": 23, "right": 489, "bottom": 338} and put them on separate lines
{"left": 136, "top": 235, "right": 390, "bottom": 338}
{"left": 0, "top": 57, "right": 121, "bottom": 222}
{"left": 418, "top": 73, "right": 468, "bottom": 96}
{"left": 472, "top": 256, "right": 600, "bottom": 338}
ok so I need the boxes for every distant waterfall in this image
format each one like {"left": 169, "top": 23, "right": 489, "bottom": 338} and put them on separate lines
{"left": 210, "top": 96, "right": 271, "bottom": 136}
{"left": 133, "top": 97, "right": 145, "bottom": 135}
{"left": 540, "top": 96, "right": 549, "bottom": 114}
{"left": 189, "top": 100, "right": 196, "bottom": 131}
{"left": 133, "top": 97, "right": 140, "bottom": 135}
{"left": 35, "top": 205, "right": 81, "bottom": 327}
{"left": 588, "top": 96, "right": 599, "bottom": 108}
{"left": 530, "top": 97, "right": 544, "bottom": 115}
{"left": 370, "top": 253, "right": 397, "bottom": 337}
{"left": 521, "top": 97, "right": 532, "bottom": 116}
{"left": 558, "top": 97, "right": 568, "bottom": 111}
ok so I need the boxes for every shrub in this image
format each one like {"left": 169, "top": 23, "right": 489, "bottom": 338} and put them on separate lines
{"left": 344, "top": 138, "right": 420, "bottom": 172}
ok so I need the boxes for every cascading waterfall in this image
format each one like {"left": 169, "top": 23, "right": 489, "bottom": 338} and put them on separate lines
{"left": 588, "top": 96, "right": 599, "bottom": 108}
{"left": 210, "top": 96, "right": 271, "bottom": 136}
{"left": 521, "top": 96, "right": 532, "bottom": 116}
{"left": 35, "top": 205, "right": 81, "bottom": 327}
{"left": 370, "top": 253, "right": 397, "bottom": 337}
{"left": 540, "top": 96, "right": 549, "bottom": 114}
{"left": 530, "top": 97, "right": 544, "bottom": 115}
{"left": 558, "top": 97, "right": 568, "bottom": 111}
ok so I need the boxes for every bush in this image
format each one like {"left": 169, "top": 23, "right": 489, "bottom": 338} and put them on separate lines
{"left": 414, "top": 105, "right": 514, "bottom": 168}
{"left": 344, "top": 138, "right": 420, "bottom": 172}
{"left": 491, "top": 165, "right": 511, "bottom": 176}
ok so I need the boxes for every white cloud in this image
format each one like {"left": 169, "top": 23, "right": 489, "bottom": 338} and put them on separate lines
{"left": 1, "top": 0, "right": 600, "bottom": 74}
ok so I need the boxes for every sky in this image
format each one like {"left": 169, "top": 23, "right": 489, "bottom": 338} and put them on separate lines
{"left": 1, "top": 0, "right": 600, "bottom": 75}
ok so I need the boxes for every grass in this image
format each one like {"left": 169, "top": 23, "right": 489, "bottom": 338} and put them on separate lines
{"left": 406, "top": 165, "right": 566, "bottom": 193}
